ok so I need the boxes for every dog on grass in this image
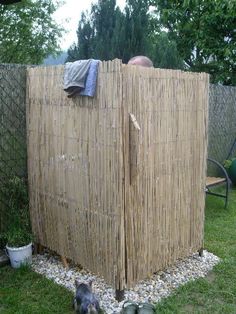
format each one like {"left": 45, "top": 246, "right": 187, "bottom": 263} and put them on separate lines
{"left": 73, "top": 279, "right": 101, "bottom": 314}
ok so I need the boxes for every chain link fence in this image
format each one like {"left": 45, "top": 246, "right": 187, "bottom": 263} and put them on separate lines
{"left": 0, "top": 64, "right": 27, "bottom": 235}
{"left": 208, "top": 84, "right": 236, "bottom": 175}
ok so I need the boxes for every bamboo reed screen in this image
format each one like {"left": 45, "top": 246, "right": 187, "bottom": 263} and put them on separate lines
{"left": 26, "top": 60, "right": 209, "bottom": 289}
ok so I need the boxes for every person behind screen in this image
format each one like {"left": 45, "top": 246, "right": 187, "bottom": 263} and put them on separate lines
{"left": 128, "top": 55, "right": 153, "bottom": 67}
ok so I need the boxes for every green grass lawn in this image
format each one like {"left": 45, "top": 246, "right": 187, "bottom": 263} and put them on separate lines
{"left": 155, "top": 188, "right": 236, "bottom": 313}
{"left": 0, "top": 266, "right": 74, "bottom": 314}
{"left": 0, "top": 189, "right": 236, "bottom": 313}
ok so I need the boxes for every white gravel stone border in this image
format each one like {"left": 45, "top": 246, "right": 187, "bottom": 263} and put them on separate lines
{"left": 32, "top": 250, "right": 220, "bottom": 314}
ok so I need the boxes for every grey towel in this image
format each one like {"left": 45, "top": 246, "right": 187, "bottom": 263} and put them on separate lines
{"left": 80, "top": 60, "right": 100, "bottom": 97}
{"left": 64, "top": 59, "right": 92, "bottom": 97}
{"left": 63, "top": 59, "right": 100, "bottom": 98}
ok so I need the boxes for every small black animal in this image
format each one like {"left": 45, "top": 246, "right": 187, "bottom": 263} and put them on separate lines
{"left": 73, "top": 279, "right": 101, "bottom": 314}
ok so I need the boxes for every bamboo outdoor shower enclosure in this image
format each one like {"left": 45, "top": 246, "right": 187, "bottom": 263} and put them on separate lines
{"left": 27, "top": 60, "right": 209, "bottom": 290}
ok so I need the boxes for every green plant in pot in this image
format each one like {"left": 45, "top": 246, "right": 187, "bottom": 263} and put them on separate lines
{"left": 6, "top": 227, "right": 32, "bottom": 248}
{"left": 224, "top": 157, "right": 236, "bottom": 186}
{"left": 3, "top": 176, "right": 33, "bottom": 268}
{"left": 6, "top": 227, "right": 33, "bottom": 268}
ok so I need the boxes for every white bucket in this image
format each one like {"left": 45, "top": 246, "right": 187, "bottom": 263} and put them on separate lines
{"left": 6, "top": 243, "right": 32, "bottom": 268}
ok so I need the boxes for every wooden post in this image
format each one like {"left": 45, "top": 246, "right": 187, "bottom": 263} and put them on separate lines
{"left": 115, "top": 289, "right": 125, "bottom": 302}
{"left": 61, "top": 256, "right": 69, "bottom": 268}
{"left": 199, "top": 247, "right": 204, "bottom": 257}
{"left": 34, "top": 243, "right": 44, "bottom": 254}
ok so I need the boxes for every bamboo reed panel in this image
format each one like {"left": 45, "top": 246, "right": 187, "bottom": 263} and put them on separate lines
{"left": 26, "top": 60, "right": 208, "bottom": 289}
{"left": 26, "top": 60, "right": 126, "bottom": 288}
{"left": 122, "top": 65, "right": 209, "bottom": 287}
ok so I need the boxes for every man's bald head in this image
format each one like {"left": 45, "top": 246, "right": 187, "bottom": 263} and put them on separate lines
{"left": 128, "top": 56, "right": 153, "bottom": 67}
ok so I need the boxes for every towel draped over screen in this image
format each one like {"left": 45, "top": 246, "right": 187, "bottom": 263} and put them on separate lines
{"left": 63, "top": 59, "right": 100, "bottom": 98}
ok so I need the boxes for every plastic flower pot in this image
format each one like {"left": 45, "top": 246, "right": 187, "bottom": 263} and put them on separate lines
{"left": 6, "top": 242, "right": 32, "bottom": 268}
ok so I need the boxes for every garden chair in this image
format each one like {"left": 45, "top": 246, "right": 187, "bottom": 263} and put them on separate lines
{"left": 206, "top": 158, "right": 230, "bottom": 209}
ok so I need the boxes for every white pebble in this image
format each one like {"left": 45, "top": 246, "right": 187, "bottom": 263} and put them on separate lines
{"left": 32, "top": 250, "right": 219, "bottom": 313}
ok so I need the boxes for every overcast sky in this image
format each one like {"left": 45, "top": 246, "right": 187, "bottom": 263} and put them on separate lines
{"left": 54, "top": 0, "right": 126, "bottom": 50}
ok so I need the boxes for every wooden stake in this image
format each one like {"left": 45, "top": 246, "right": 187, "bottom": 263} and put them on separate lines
{"left": 61, "top": 256, "right": 69, "bottom": 268}
{"left": 37, "top": 243, "right": 44, "bottom": 254}
{"left": 199, "top": 247, "right": 204, "bottom": 257}
{"left": 115, "top": 289, "right": 125, "bottom": 302}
